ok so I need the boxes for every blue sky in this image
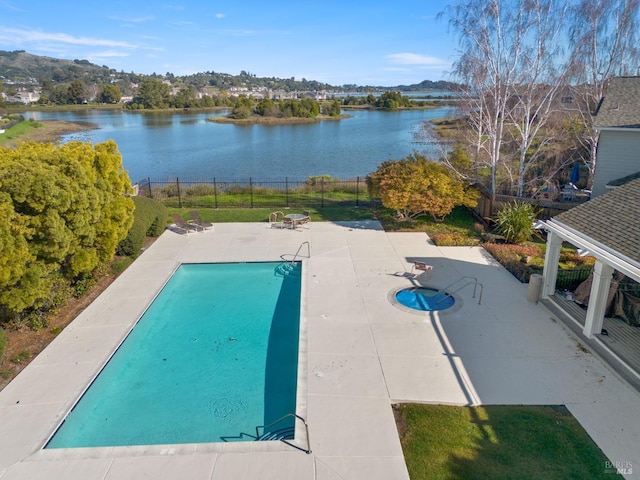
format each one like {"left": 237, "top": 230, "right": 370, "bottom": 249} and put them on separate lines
{"left": 0, "top": 0, "right": 457, "bottom": 86}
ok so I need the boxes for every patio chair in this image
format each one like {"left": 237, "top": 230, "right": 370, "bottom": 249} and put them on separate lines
{"left": 189, "top": 211, "right": 214, "bottom": 230}
{"left": 172, "top": 213, "right": 203, "bottom": 234}
{"left": 298, "top": 210, "right": 311, "bottom": 228}
{"left": 269, "top": 211, "right": 286, "bottom": 228}
{"left": 411, "top": 261, "right": 433, "bottom": 284}
{"left": 283, "top": 216, "right": 296, "bottom": 230}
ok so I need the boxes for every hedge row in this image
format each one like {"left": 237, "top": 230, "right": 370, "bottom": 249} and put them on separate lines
{"left": 117, "top": 196, "right": 168, "bottom": 256}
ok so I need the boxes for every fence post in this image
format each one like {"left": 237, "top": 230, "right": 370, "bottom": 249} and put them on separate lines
{"left": 250, "top": 177, "right": 254, "bottom": 208}
{"left": 213, "top": 178, "right": 218, "bottom": 209}
{"left": 176, "top": 178, "right": 182, "bottom": 209}
{"left": 356, "top": 177, "right": 360, "bottom": 207}
{"left": 285, "top": 177, "right": 289, "bottom": 207}
{"left": 321, "top": 177, "right": 325, "bottom": 208}
{"left": 147, "top": 177, "right": 152, "bottom": 198}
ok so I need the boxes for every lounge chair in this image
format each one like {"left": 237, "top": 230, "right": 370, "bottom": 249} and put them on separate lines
{"left": 411, "top": 262, "right": 433, "bottom": 285}
{"left": 172, "top": 213, "right": 202, "bottom": 234}
{"left": 411, "top": 261, "right": 433, "bottom": 275}
{"left": 189, "top": 211, "right": 214, "bottom": 230}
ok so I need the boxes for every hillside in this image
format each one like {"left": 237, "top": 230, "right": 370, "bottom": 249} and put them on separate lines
{"left": 0, "top": 50, "right": 112, "bottom": 84}
{"left": 1, "top": 50, "right": 461, "bottom": 93}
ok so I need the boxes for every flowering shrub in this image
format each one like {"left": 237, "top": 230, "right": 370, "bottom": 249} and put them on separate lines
{"left": 483, "top": 243, "right": 543, "bottom": 282}
{"left": 430, "top": 232, "right": 480, "bottom": 246}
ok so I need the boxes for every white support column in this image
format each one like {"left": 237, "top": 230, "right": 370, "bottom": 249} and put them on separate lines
{"left": 583, "top": 261, "right": 615, "bottom": 339}
{"left": 542, "top": 231, "right": 563, "bottom": 298}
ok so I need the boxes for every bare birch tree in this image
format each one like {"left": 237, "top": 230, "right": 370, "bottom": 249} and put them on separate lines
{"left": 568, "top": 0, "right": 640, "bottom": 186}
{"left": 446, "top": 0, "right": 534, "bottom": 199}
{"left": 506, "top": 0, "right": 572, "bottom": 196}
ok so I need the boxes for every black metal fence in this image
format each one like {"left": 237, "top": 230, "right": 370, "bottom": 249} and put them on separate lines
{"left": 556, "top": 267, "right": 592, "bottom": 291}
{"left": 137, "top": 177, "right": 378, "bottom": 209}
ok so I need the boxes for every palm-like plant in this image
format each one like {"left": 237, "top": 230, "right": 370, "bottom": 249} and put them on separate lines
{"left": 493, "top": 201, "right": 536, "bottom": 244}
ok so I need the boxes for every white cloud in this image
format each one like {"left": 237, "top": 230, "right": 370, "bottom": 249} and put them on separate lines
{"left": 0, "top": 26, "right": 138, "bottom": 49}
{"left": 216, "top": 13, "right": 225, "bottom": 19}
{"left": 107, "top": 15, "right": 154, "bottom": 24}
{"left": 386, "top": 52, "right": 447, "bottom": 66}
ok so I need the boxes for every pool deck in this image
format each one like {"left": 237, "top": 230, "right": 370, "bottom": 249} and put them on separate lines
{"left": 1, "top": 221, "right": 639, "bottom": 479}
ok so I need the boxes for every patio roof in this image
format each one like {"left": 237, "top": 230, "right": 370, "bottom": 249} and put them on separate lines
{"left": 544, "top": 178, "right": 640, "bottom": 282}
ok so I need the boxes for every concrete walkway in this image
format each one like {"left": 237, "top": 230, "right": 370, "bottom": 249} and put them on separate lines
{"left": 0, "top": 221, "right": 638, "bottom": 479}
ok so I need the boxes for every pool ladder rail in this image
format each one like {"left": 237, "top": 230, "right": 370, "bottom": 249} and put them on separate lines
{"left": 437, "top": 276, "right": 484, "bottom": 305}
{"left": 256, "top": 413, "right": 311, "bottom": 454}
{"left": 277, "top": 241, "right": 311, "bottom": 276}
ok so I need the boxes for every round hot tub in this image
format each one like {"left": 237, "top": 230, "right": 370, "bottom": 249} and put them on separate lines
{"left": 394, "top": 287, "right": 455, "bottom": 312}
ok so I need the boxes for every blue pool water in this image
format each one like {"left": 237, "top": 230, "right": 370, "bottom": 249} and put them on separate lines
{"left": 395, "top": 287, "right": 455, "bottom": 311}
{"left": 46, "top": 262, "right": 301, "bottom": 448}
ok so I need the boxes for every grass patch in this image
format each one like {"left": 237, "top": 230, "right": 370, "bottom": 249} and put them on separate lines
{"left": 169, "top": 206, "right": 379, "bottom": 224}
{"left": 11, "top": 350, "right": 31, "bottom": 364}
{"left": 395, "top": 404, "right": 621, "bottom": 479}
{"left": 0, "top": 119, "right": 43, "bottom": 143}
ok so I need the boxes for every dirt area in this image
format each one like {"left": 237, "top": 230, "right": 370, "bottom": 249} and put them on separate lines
{"left": 1, "top": 120, "right": 95, "bottom": 148}
{"left": 0, "top": 273, "right": 116, "bottom": 390}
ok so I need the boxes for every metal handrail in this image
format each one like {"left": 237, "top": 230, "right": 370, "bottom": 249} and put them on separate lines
{"left": 437, "top": 276, "right": 484, "bottom": 305}
{"left": 290, "top": 241, "right": 311, "bottom": 266}
{"left": 256, "top": 413, "right": 312, "bottom": 454}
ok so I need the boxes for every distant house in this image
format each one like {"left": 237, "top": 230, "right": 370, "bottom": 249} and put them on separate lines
{"left": 591, "top": 76, "right": 640, "bottom": 198}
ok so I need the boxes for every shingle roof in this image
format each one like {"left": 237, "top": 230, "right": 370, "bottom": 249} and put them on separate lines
{"left": 594, "top": 77, "right": 640, "bottom": 128}
{"left": 553, "top": 178, "right": 640, "bottom": 265}
{"left": 553, "top": 179, "right": 640, "bottom": 263}
{"left": 608, "top": 171, "right": 640, "bottom": 187}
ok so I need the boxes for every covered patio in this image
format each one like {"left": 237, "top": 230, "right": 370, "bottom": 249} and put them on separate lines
{"left": 539, "top": 178, "right": 640, "bottom": 390}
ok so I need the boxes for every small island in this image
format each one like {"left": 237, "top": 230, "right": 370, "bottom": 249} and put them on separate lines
{"left": 207, "top": 96, "right": 346, "bottom": 125}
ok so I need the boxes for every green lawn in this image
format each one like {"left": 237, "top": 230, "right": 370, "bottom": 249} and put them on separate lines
{"left": 170, "top": 206, "right": 382, "bottom": 224}
{"left": 395, "top": 404, "right": 622, "bottom": 480}
{"left": 0, "top": 119, "right": 42, "bottom": 144}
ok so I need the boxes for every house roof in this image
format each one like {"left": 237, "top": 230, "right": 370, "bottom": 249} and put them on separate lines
{"left": 551, "top": 178, "right": 640, "bottom": 268}
{"left": 608, "top": 171, "right": 640, "bottom": 188}
{"left": 594, "top": 77, "right": 640, "bottom": 129}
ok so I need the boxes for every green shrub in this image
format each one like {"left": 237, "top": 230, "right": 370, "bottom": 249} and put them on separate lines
{"left": 117, "top": 196, "right": 168, "bottom": 256}
{"left": 493, "top": 201, "right": 536, "bottom": 244}
{"left": 0, "top": 326, "right": 6, "bottom": 360}
{"left": 185, "top": 184, "right": 218, "bottom": 197}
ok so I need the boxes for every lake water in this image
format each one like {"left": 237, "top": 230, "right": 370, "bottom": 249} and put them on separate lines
{"left": 25, "top": 107, "right": 452, "bottom": 184}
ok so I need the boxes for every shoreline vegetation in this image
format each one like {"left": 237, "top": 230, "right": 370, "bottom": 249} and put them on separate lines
{"left": 0, "top": 119, "right": 96, "bottom": 148}
{"left": 207, "top": 113, "right": 351, "bottom": 125}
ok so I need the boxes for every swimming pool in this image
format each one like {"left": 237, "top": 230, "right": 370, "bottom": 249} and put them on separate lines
{"left": 46, "top": 262, "right": 302, "bottom": 448}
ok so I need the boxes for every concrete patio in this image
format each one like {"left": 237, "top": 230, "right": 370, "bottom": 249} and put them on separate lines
{"left": 0, "top": 221, "right": 638, "bottom": 479}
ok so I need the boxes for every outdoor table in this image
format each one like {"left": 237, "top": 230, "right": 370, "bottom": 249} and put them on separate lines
{"left": 285, "top": 213, "right": 307, "bottom": 228}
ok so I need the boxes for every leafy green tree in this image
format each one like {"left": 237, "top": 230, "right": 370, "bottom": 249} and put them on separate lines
{"left": 375, "top": 91, "right": 411, "bottom": 109}
{"left": 0, "top": 141, "right": 134, "bottom": 318}
{"left": 256, "top": 98, "right": 280, "bottom": 117}
{"left": 368, "top": 152, "right": 478, "bottom": 220}
{"left": 327, "top": 99, "right": 342, "bottom": 116}
{"left": 67, "top": 79, "right": 86, "bottom": 104}
{"left": 173, "top": 87, "right": 197, "bottom": 108}
{"left": 231, "top": 95, "right": 254, "bottom": 119}
{"left": 98, "top": 84, "right": 122, "bottom": 104}
{"left": 136, "top": 78, "right": 171, "bottom": 109}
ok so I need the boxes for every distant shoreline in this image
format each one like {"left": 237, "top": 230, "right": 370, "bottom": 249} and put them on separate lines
{"left": 207, "top": 113, "right": 351, "bottom": 125}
